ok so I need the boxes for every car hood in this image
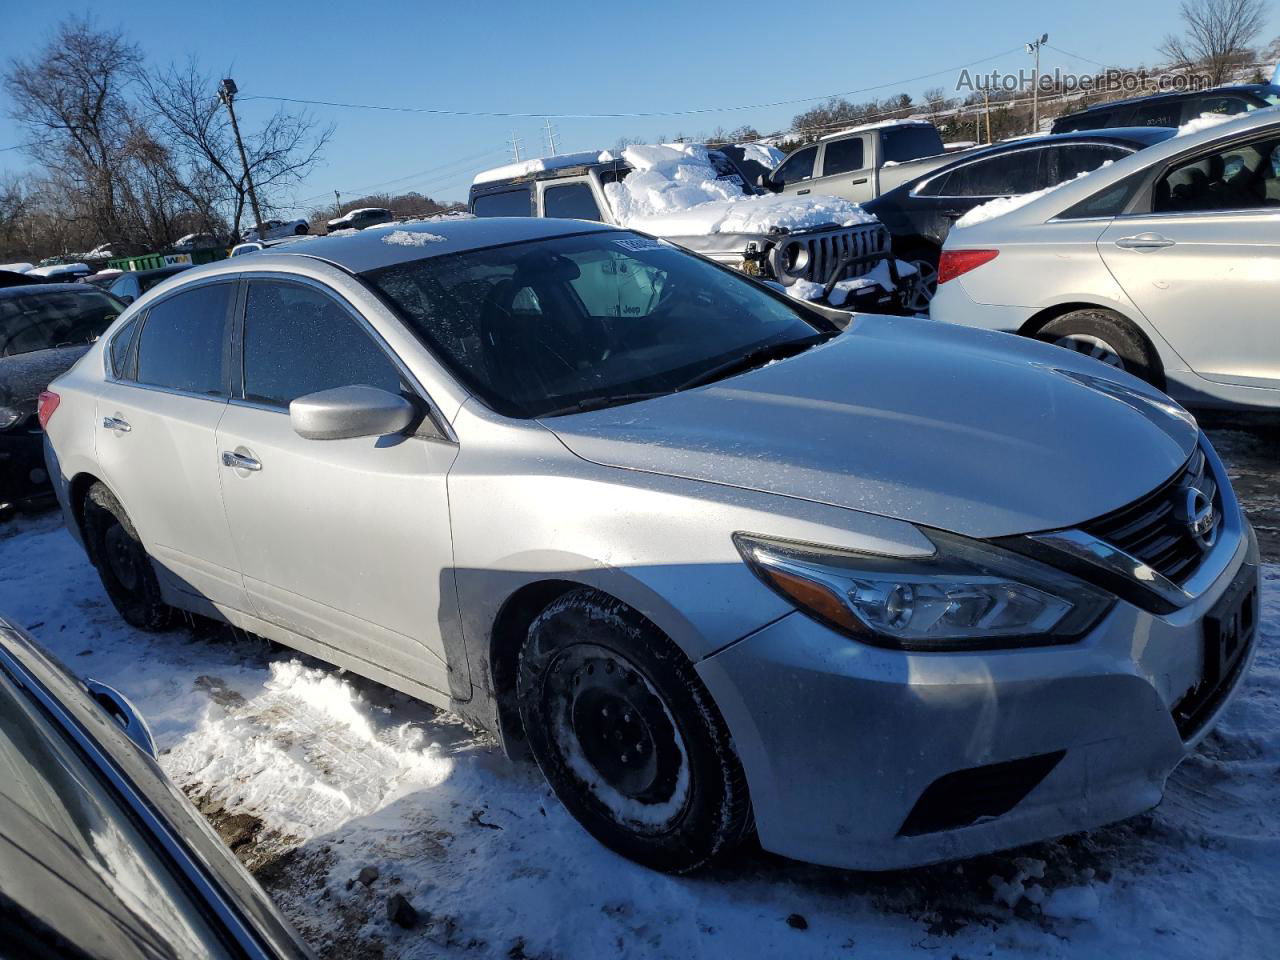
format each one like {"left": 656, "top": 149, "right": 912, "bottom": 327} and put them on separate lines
{"left": 0, "top": 345, "right": 91, "bottom": 410}
{"left": 542, "top": 315, "right": 1199, "bottom": 539}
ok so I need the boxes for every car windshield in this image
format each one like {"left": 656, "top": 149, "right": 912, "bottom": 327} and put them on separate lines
{"left": 361, "top": 230, "right": 832, "bottom": 418}
{"left": 0, "top": 288, "right": 126, "bottom": 358}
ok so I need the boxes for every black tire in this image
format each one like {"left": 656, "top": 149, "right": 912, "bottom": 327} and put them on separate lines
{"left": 293, "top": 224, "right": 308, "bottom": 235}
{"left": 83, "top": 483, "right": 172, "bottom": 631}
{"left": 517, "top": 589, "right": 752, "bottom": 873}
{"left": 899, "top": 242, "right": 940, "bottom": 314}
{"left": 1034, "top": 308, "right": 1162, "bottom": 387}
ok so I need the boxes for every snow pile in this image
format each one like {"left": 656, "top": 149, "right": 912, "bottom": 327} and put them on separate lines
{"left": 382, "top": 229, "right": 446, "bottom": 247}
{"left": 784, "top": 259, "right": 917, "bottom": 305}
{"left": 1177, "top": 111, "right": 1238, "bottom": 137}
{"left": 735, "top": 142, "right": 785, "bottom": 169}
{"left": 954, "top": 163, "right": 1113, "bottom": 229}
{"left": 605, "top": 142, "right": 877, "bottom": 237}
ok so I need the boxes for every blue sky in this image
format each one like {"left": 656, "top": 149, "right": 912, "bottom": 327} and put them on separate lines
{"left": 3, "top": 0, "right": 1279, "bottom": 214}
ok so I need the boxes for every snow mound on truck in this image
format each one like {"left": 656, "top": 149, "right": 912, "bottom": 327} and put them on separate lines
{"left": 603, "top": 142, "right": 877, "bottom": 237}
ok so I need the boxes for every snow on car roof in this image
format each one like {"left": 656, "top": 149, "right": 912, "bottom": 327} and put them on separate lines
{"left": 601, "top": 142, "right": 877, "bottom": 237}
{"left": 473, "top": 151, "right": 611, "bottom": 185}
{"left": 819, "top": 118, "right": 932, "bottom": 141}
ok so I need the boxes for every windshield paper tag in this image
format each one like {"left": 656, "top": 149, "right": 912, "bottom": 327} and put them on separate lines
{"left": 614, "top": 237, "right": 666, "bottom": 252}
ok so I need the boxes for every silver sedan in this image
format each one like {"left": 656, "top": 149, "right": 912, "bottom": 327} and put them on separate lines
{"left": 41, "top": 217, "right": 1259, "bottom": 873}
{"left": 931, "top": 109, "right": 1280, "bottom": 410}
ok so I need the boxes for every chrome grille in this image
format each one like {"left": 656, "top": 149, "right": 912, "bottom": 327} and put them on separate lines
{"left": 1080, "top": 446, "right": 1222, "bottom": 586}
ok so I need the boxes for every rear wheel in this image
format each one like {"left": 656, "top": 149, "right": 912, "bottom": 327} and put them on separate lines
{"left": 900, "top": 244, "right": 940, "bottom": 314}
{"left": 517, "top": 589, "right": 752, "bottom": 873}
{"left": 1034, "top": 309, "right": 1162, "bottom": 386}
{"left": 83, "top": 483, "right": 172, "bottom": 631}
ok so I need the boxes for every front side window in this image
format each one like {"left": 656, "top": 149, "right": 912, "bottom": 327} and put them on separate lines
{"left": 944, "top": 150, "right": 1041, "bottom": 196}
{"left": 362, "top": 231, "right": 830, "bottom": 418}
{"left": 134, "top": 283, "right": 231, "bottom": 396}
{"left": 472, "top": 187, "right": 533, "bottom": 217}
{"left": 0, "top": 288, "right": 125, "bottom": 358}
{"left": 543, "top": 183, "right": 604, "bottom": 221}
{"left": 821, "top": 137, "right": 865, "bottom": 177}
{"left": 241, "top": 280, "right": 402, "bottom": 408}
{"left": 1153, "top": 133, "right": 1280, "bottom": 213}
{"left": 772, "top": 145, "right": 817, "bottom": 186}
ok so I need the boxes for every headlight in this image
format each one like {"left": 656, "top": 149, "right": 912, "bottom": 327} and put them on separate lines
{"left": 0, "top": 406, "right": 22, "bottom": 430}
{"left": 734, "top": 530, "right": 1113, "bottom": 651}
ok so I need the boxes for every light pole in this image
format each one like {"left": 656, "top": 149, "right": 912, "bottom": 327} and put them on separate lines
{"left": 1026, "top": 33, "right": 1049, "bottom": 134}
{"left": 218, "top": 78, "right": 264, "bottom": 237}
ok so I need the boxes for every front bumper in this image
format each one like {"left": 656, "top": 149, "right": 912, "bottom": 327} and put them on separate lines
{"left": 696, "top": 520, "right": 1259, "bottom": 871}
{"left": 0, "top": 427, "right": 54, "bottom": 507}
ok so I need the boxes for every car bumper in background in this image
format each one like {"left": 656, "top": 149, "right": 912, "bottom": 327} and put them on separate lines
{"left": 697, "top": 522, "right": 1259, "bottom": 871}
{"left": 1, "top": 429, "right": 54, "bottom": 507}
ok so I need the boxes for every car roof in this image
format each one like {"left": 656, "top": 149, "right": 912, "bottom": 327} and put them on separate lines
{"left": 1066, "top": 83, "right": 1277, "bottom": 117}
{"left": 205, "top": 218, "right": 618, "bottom": 275}
{"left": 0, "top": 281, "right": 105, "bottom": 299}
{"left": 127, "top": 265, "right": 189, "bottom": 278}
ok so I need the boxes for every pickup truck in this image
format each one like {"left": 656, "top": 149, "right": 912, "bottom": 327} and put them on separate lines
{"left": 763, "top": 120, "right": 961, "bottom": 205}
{"left": 467, "top": 143, "right": 915, "bottom": 312}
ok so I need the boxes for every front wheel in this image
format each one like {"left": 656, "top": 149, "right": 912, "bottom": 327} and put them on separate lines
{"left": 1034, "top": 308, "right": 1162, "bottom": 387}
{"left": 517, "top": 589, "right": 752, "bottom": 873}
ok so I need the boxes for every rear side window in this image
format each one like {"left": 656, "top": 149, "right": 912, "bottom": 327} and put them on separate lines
{"left": 1056, "top": 110, "right": 1112, "bottom": 133}
{"left": 1132, "top": 101, "right": 1181, "bottom": 128}
{"left": 241, "top": 280, "right": 402, "bottom": 408}
{"left": 1188, "top": 95, "right": 1255, "bottom": 120}
{"left": 943, "top": 150, "right": 1041, "bottom": 196}
{"left": 821, "top": 137, "right": 865, "bottom": 176}
{"left": 1043, "top": 144, "right": 1130, "bottom": 185}
{"left": 472, "top": 187, "right": 533, "bottom": 217}
{"left": 772, "top": 145, "right": 817, "bottom": 186}
{"left": 880, "top": 126, "right": 944, "bottom": 163}
{"left": 543, "top": 183, "right": 604, "bottom": 221}
{"left": 109, "top": 315, "right": 140, "bottom": 379}
{"left": 133, "top": 283, "right": 231, "bottom": 396}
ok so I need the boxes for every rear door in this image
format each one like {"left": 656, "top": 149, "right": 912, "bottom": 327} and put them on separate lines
{"left": 1098, "top": 129, "right": 1280, "bottom": 387}
{"left": 809, "top": 135, "right": 874, "bottom": 202}
{"left": 214, "top": 275, "right": 461, "bottom": 695}
{"left": 93, "top": 280, "right": 247, "bottom": 611}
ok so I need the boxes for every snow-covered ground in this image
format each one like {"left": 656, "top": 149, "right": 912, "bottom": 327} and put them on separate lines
{"left": 1, "top": 512, "right": 1277, "bottom": 959}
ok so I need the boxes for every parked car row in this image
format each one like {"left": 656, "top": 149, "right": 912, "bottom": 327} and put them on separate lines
{"left": 36, "top": 215, "right": 1259, "bottom": 880}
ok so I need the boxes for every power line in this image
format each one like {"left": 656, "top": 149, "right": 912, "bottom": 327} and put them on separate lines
{"left": 241, "top": 47, "right": 1024, "bottom": 121}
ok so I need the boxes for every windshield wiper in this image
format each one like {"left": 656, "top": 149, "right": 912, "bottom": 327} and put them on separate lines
{"left": 538, "top": 391, "right": 673, "bottom": 418}
{"left": 676, "top": 332, "right": 835, "bottom": 392}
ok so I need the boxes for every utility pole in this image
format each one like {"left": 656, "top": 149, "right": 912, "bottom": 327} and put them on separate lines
{"left": 219, "top": 78, "right": 264, "bottom": 235}
{"left": 333, "top": 190, "right": 342, "bottom": 219}
{"left": 982, "top": 89, "right": 992, "bottom": 144}
{"left": 508, "top": 131, "right": 524, "bottom": 163}
{"left": 543, "top": 118, "right": 559, "bottom": 156}
{"left": 1025, "top": 34, "right": 1049, "bottom": 134}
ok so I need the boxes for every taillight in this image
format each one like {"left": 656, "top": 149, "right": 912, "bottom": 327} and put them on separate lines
{"left": 937, "top": 249, "right": 999, "bottom": 285}
{"left": 37, "top": 391, "right": 60, "bottom": 429}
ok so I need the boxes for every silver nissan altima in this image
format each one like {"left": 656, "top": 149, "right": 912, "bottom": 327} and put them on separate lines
{"left": 40, "top": 218, "right": 1259, "bottom": 873}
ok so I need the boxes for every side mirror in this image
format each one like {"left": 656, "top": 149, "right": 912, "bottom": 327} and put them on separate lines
{"left": 757, "top": 173, "right": 780, "bottom": 193}
{"left": 290, "top": 385, "right": 415, "bottom": 441}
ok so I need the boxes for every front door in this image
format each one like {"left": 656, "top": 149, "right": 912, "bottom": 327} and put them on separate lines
{"left": 214, "top": 277, "right": 461, "bottom": 695}
{"left": 1098, "top": 131, "right": 1280, "bottom": 388}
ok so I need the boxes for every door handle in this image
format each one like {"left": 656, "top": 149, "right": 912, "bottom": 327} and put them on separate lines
{"left": 796, "top": 188, "right": 810, "bottom": 195}
{"left": 1114, "top": 233, "right": 1175, "bottom": 250}
{"left": 851, "top": 177, "right": 868, "bottom": 185}
{"left": 221, "top": 450, "right": 262, "bottom": 472}
{"left": 102, "top": 416, "right": 130, "bottom": 433}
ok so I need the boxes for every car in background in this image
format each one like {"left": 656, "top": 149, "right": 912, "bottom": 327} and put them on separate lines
{"left": 242, "top": 218, "right": 309, "bottom": 242}
{"left": 0, "top": 269, "right": 40, "bottom": 289}
{"left": 106, "top": 264, "right": 192, "bottom": 304}
{"left": 0, "top": 616, "right": 312, "bottom": 959}
{"left": 327, "top": 207, "right": 394, "bottom": 232}
{"left": 2, "top": 283, "right": 127, "bottom": 514}
{"left": 865, "top": 127, "right": 1177, "bottom": 311}
{"left": 1051, "top": 84, "right": 1280, "bottom": 133}
{"left": 230, "top": 234, "right": 321, "bottom": 257}
{"left": 84, "top": 268, "right": 124, "bottom": 290}
{"left": 173, "top": 232, "right": 224, "bottom": 252}
{"left": 26, "top": 262, "right": 91, "bottom": 282}
{"left": 470, "top": 144, "right": 911, "bottom": 311}
{"left": 763, "top": 120, "right": 957, "bottom": 204}
{"left": 931, "top": 110, "right": 1280, "bottom": 410}
{"left": 42, "top": 218, "right": 1258, "bottom": 875}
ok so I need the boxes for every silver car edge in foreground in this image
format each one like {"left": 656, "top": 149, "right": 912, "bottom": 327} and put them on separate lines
{"left": 0, "top": 617, "right": 312, "bottom": 959}
{"left": 931, "top": 109, "right": 1280, "bottom": 410}
{"left": 41, "top": 217, "right": 1259, "bottom": 873}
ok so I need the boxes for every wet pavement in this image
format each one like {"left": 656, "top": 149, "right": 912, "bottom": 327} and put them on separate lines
{"left": 1202, "top": 414, "right": 1280, "bottom": 563}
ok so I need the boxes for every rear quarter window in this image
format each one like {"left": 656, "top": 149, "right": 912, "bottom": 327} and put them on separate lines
{"left": 472, "top": 187, "right": 533, "bottom": 217}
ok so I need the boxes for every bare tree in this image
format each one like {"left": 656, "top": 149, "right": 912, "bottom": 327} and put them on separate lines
{"left": 1159, "top": 0, "right": 1269, "bottom": 85}
{"left": 137, "top": 58, "right": 333, "bottom": 239}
